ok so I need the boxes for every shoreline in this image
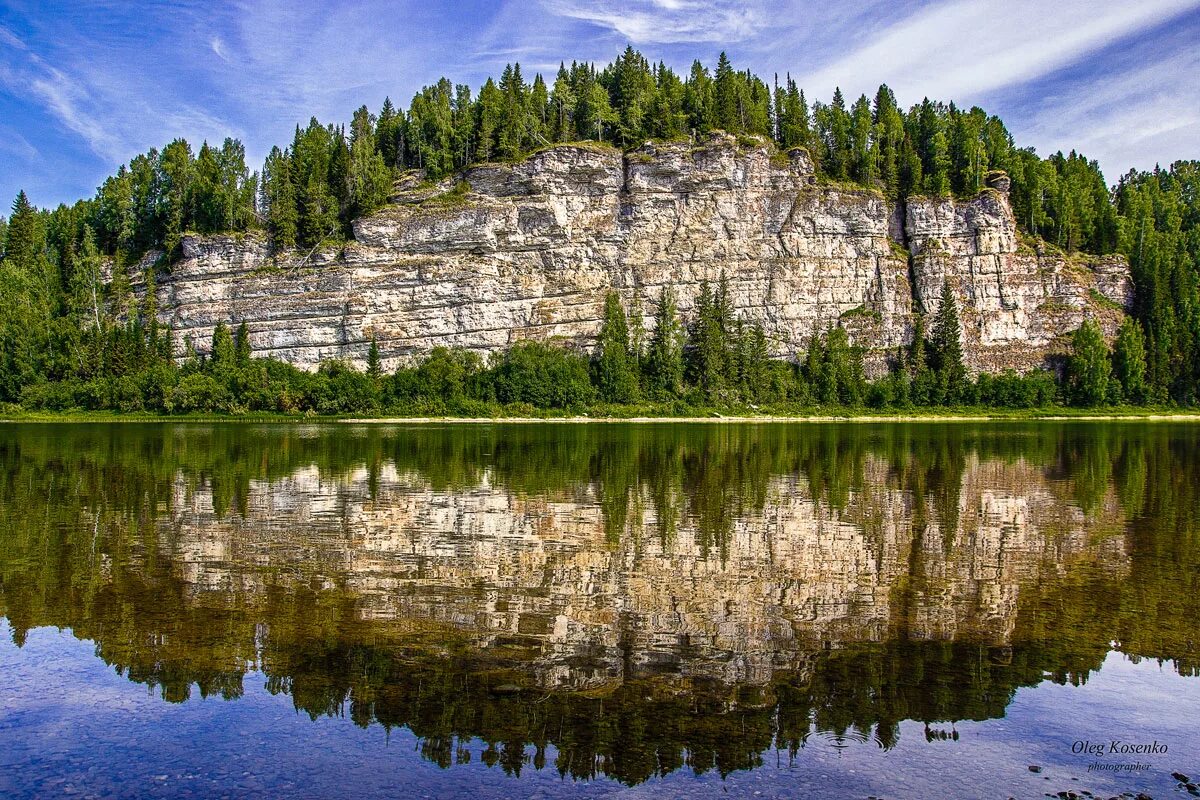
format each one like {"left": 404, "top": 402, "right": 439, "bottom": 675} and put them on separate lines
{"left": 5, "top": 412, "right": 1200, "bottom": 424}
{"left": 342, "top": 413, "right": 1200, "bottom": 423}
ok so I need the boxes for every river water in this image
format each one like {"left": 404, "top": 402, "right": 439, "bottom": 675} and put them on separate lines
{"left": 0, "top": 422, "right": 1197, "bottom": 799}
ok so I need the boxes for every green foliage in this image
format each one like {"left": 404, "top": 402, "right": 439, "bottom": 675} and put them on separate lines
{"left": 489, "top": 341, "right": 595, "bottom": 409}
{"left": 390, "top": 346, "right": 484, "bottom": 406}
{"left": 1067, "top": 320, "right": 1113, "bottom": 406}
{"left": 930, "top": 279, "right": 967, "bottom": 403}
{"left": 973, "top": 370, "right": 1059, "bottom": 408}
{"left": 644, "top": 287, "right": 685, "bottom": 398}
{"left": 804, "top": 326, "right": 866, "bottom": 406}
{"left": 4, "top": 47, "right": 1200, "bottom": 411}
{"left": 1112, "top": 317, "right": 1148, "bottom": 403}
{"left": 1115, "top": 161, "right": 1200, "bottom": 403}
{"left": 593, "top": 291, "right": 639, "bottom": 402}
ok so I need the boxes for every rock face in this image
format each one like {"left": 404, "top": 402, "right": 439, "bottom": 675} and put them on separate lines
{"left": 149, "top": 134, "right": 1132, "bottom": 375}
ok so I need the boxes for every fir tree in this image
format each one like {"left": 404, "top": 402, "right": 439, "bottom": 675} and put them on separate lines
{"left": 210, "top": 322, "right": 235, "bottom": 370}
{"left": 234, "top": 321, "right": 251, "bottom": 367}
{"left": 593, "top": 291, "right": 638, "bottom": 402}
{"left": 261, "top": 147, "right": 298, "bottom": 250}
{"left": 931, "top": 278, "right": 967, "bottom": 403}
{"left": 687, "top": 280, "right": 726, "bottom": 395}
{"left": 645, "top": 286, "right": 684, "bottom": 397}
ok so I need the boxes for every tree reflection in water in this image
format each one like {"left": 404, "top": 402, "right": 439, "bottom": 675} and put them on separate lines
{"left": 0, "top": 422, "right": 1197, "bottom": 785}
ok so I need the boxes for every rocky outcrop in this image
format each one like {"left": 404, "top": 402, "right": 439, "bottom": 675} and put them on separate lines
{"left": 147, "top": 134, "right": 1131, "bottom": 375}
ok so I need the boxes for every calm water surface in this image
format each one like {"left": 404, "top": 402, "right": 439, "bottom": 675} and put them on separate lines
{"left": 0, "top": 422, "right": 1197, "bottom": 799}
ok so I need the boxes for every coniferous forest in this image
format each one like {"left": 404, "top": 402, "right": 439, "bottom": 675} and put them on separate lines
{"left": 1, "top": 48, "right": 1199, "bottom": 416}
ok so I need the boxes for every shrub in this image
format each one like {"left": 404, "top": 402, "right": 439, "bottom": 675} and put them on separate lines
{"left": 488, "top": 341, "right": 595, "bottom": 409}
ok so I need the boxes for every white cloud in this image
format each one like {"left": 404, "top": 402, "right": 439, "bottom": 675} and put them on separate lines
{"left": 541, "top": 0, "right": 770, "bottom": 44}
{"left": 797, "top": 0, "right": 1200, "bottom": 104}
{"left": 210, "top": 37, "right": 231, "bottom": 63}
{"left": 0, "top": 23, "right": 242, "bottom": 169}
{"left": 1017, "top": 47, "right": 1200, "bottom": 178}
{"left": 0, "top": 126, "right": 38, "bottom": 160}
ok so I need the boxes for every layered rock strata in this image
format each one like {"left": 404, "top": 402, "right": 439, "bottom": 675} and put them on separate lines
{"left": 144, "top": 134, "right": 1131, "bottom": 375}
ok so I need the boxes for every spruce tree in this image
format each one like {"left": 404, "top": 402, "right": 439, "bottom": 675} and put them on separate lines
{"left": 210, "top": 322, "right": 235, "bottom": 371}
{"left": 234, "top": 321, "right": 251, "bottom": 367}
{"left": 4, "top": 191, "right": 40, "bottom": 271}
{"left": 931, "top": 279, "right": 966, "bottom": 403}
{"left": 594, "top": 291, "right": 638, "bottom": 402}
{"left": 645, "top": 286, "right": 684, "bottom": 398}
{"left": 687, "top": 279, "right": 727, "bottom": 395}
{"left": 713, "top": 52, "right": 738, "bottom": 132}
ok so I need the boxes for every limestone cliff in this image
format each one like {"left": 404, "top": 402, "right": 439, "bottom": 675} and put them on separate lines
{"left": 146, "top": 133, "right": 1131, "bottom": 375}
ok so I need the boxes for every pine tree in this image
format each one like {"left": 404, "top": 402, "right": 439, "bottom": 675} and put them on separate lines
{"left": 594, "top": 291, "right": 638, "bottom": 402}
{"left": 376, "top": 97, "right": 401, "bottom": 168}
{"left": 210, "top": 321, "right": 235, "bottom": 371}
{"left": 683, "top": 60, "right": 713, "bottom": 133}
{"left": 476, "top": 78, "right": 503, "bottom": 161}
{"left": 741, "top": 321, "right": 769, "bottom": 402}
{"left": 687, "top": 280, "right": 726, "bottom": 395}
{"left": 261, "top": 147, "right": 298, "bottom": 250}
{"left": 497, "top": 63, "right": 530, "bottom": 159}
{"left": 348, "top": 106, "right": 392, "bottom": 218}
{"left": 849, "top": 95, "right": 874, "bottom": 184}
{"left": 931, "top": 278, "right": 966, "bottom": 402}
{"left": 299, "top": 172, "right": 339, "bottom": 248}
{"left": 3, "top": 191, "right": 40, "bottom": 270}
{"left": 645, "top": 286, "right": 684, "bottom": 397}
{"left": 713, "top": 52, "right": 738, "bottom": 132}
{"left": 157, "top": 139, "right": 195, "bottom": 257}
{"left": 234, "top": 321, "right": 251, "bottom": 367}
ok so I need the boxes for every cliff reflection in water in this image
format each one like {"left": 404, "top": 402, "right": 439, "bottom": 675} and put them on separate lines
{"left": 1, "top": 422, "right": 1197, "bottom": 785}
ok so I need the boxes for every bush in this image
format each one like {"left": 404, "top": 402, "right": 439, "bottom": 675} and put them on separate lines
{"left": 305, "top": 361, "right": 379, "bottom": 414}
{"left": 20, "top": 380, "right": 85, "bottom": 411}
{"left": 488, "top": 341, "right": 595, "bottom": 409}
{"left": 168, "top": 373, "right": 231, "bottom": 413}
{"left": 390, "top": 347, "right": 483, "bottom": 404}
{"left": 973, "top": 370, "right": 1058, "bottom": 408}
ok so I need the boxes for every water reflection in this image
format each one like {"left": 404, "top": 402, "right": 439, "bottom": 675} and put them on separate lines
{"left": 0, "top": 422, "right": 1197, "bottom": 786}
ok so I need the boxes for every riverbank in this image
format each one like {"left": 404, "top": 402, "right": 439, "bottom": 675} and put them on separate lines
{"left": 4, "top": 406, "right": 1200, "bottom": 423}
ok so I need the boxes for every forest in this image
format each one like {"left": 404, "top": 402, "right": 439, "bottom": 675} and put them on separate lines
{"left": 1, "top": 47, "right": 1198, "bottom": 415}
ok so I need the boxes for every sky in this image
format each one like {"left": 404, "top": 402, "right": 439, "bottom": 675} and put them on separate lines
{"left": 2, "top": 0, "right": 1199, "bottom": 209}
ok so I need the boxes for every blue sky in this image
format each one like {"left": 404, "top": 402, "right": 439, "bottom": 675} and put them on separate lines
{"left": 3, "top": 0, "right": 1199, "bottom": 208}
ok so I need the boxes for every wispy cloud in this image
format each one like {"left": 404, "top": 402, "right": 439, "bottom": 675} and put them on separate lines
{"left": 1014, "top": 44, "right": 1200, "bottom": 177}
{"left": 0, "top": 17, "right": 241, "bottom": 167}
{"left": 796, "top": 0, "right": 1200, "bottom": 103}
{"left": 0, "top": 125, "right": 38, "bottom": 160}
{"left": 541, "top": 0, "right": 769, "bottom": 43}
{"left": 2, "top": 0, "right": 1198, "bottom": 205}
